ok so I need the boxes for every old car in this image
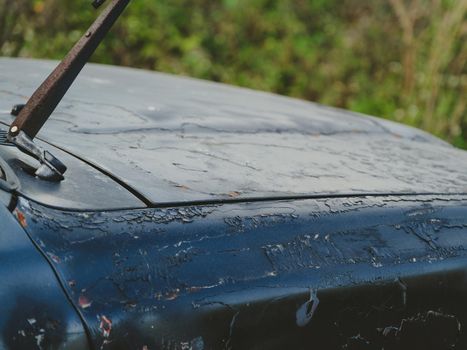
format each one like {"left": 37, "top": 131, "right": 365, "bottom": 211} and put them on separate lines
{"left": 1, "top": 1, "right": 467, "bottom": 349}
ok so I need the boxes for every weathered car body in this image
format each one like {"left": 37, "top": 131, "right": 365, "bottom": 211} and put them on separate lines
{"left": 1, "top": 57, "right": 467, "bottom": 349}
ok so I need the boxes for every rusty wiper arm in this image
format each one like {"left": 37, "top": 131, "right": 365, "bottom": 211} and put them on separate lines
{"left": 10, "top": 0, "right": 130, "bottom": 139}
{"left": 7, "top": 0, "right": 130, "bottom": 181}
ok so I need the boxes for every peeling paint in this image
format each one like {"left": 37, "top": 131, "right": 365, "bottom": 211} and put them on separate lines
{"left": 78, "top": 295, "right": 92, "bottom": 309}
{"left": 296, "top": 289, "right": 319, "bottom": 327}
{"left": 3, "top": 58, "right": 467, "bottom": 207}
{"left": 99, "top": 315, "right": 112, "bottom": 338}
{"left": 14, "top": 209, "right": 27, "bottom": 228}
{"left": 14, "top": 195, "right": 467, "bottom": 349}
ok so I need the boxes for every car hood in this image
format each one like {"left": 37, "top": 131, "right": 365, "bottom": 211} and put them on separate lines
{"left": 1, "top": 58, "right": 467, "bottom": 205}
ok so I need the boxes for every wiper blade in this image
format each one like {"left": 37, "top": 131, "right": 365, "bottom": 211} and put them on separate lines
{"left": 7, "top": 0, "right": 130, "bottom": 181}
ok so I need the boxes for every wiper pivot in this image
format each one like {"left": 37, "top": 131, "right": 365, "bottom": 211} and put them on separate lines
{"left": 8, "top": 129, "right": 67, "bottom": 182}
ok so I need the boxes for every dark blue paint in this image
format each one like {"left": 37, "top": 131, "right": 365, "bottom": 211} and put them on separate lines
{"left": 16, "top": 195, "right": 467, "bottom": 349}
{"left": 0, "top": 203, "right": 90, "bottom": 349}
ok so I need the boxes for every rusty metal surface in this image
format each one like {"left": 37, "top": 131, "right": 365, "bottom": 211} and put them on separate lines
{"left": 9, "top": 0, "right": 130, "bottom": 139}
{"left": 14, "top": 194, "right": 467, "bottom": 349}
{"left": 1, "top": 58, "right": 467, "bottom": 207}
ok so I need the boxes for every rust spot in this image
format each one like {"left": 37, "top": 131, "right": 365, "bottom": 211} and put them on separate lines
{"left": 228, "top": 191, "right": 241, "bottom": 198}
{"left": 175, "top": 184, "right": 190, "bottom": 190}
{"left": 99, "top": 315, "right": 112, "bottom": 338}
{"left": 78, "top": 294, "right": 92, "bottom": 309}
{"left": 15, "top": 209, "right": 27, "bottom": 228}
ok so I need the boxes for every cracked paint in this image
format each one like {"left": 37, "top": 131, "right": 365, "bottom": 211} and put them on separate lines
{"left": 1, "top": 59, "right": 467, "bottom": 207}
{"left": 10, "top": 194, "right": 467, "bottom": 349}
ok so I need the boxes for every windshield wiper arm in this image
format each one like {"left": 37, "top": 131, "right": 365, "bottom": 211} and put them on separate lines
{"left": 7, "top": 0, "right": 130, "bottom": 181}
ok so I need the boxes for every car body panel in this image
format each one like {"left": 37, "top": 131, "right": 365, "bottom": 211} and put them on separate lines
{"left": 0, "top": 203, "right": 90, "bottom": 349}
{"left": 15, "top": 194, "right": 467, "bottom": 349}
{"left": 3, "top": 56, "right": 467, "bottom": 349}
{"left": 0, "top": 135, "right": 144, "bottom": 210}
{"left": 1, "top": 58, "right": 467, "bottom": 208}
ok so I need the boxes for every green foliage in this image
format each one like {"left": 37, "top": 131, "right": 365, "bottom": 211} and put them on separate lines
{"left": 0, "top": 0, "right": 466, "bottom": 147}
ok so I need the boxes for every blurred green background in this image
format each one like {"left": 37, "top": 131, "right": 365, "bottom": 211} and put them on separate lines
{"left": 0, "top": 0, "right": 466, "bottom": 146}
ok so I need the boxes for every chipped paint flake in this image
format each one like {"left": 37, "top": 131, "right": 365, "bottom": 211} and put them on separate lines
{"left": 78, "top": 294, "right": 92, "bottom": 309}
{"left": 14, "top": 209, "right": 27, "bottom": 228}
{"left": 296, "top": 289, "right": 319, "bottom": 327}
{"left": 99, "top": 315, "right": 112, "bottom": 338}
{"left": 46, "top": 252, "right": 61, "bottom": 264}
